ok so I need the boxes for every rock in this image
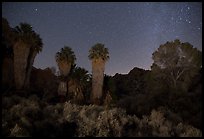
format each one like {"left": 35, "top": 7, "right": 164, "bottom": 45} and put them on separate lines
{"left": 113, "top": 67, "right": 150, "bottom": 97}
{"left": 30, "top": 67, "right": 58, "bottom": 100}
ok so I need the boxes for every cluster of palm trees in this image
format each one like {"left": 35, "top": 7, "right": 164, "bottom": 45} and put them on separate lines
{"left": 2, "top": 18, "right": 43, "bottom": 90}
{"left": 3, "top": 17, "right": 110, "bottom": 105}
{"left": 55, "top": 43, "right": 109, "bottom": 105}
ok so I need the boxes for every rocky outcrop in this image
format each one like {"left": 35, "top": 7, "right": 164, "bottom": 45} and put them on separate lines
{"left": 2, "top": 57, "right": 14, "bottom": 88}
{"left": 113, "top": 67, "right": 150, "bottom": 97}
{"left": 30, "top": 67, "right": 58, "bottom": 100}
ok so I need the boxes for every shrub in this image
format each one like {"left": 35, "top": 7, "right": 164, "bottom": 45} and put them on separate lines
{"left": 2, "top": 94, "right": 202, "bottom": 137}
{"left": 63, "top": 102, "right": 202, "bottom": 137}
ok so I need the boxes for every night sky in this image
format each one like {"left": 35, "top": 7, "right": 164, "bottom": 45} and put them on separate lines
{"left": 2, "top": 2, "right": 202, "bottom": 75}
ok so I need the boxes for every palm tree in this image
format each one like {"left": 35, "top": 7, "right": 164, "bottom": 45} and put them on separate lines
{"left": 13, "top": 23, "right": 43, "bottom": 90}
{"left": 24, "top": 33, "right": 43, "bottom": 89}
{"left": 55, "top": 46, "right": 76, "bottom": 98}
{"left": 88, "top": 43, "right": 109, "bottom": 104}
{"left": 68, "top": 66, "right": 90, "bottom": 104}
{"left": 56, "top": 46, "right": 76, "bottom": 76}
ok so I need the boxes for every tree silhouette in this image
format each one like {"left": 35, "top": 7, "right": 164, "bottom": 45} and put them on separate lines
{"left": 151, "top": 39, "right": 202, "bottom": 90}
{"left": 68, "top": 66, "right": 91, "bottom": 104}
{"left": 55, "top": 46, "right": 76, "bottom": 99}
{"left": 88, "top": 43, "right": 109, "bottom": 105}
{"left": 13, "top": 22, "right": 43, "bottom": 90}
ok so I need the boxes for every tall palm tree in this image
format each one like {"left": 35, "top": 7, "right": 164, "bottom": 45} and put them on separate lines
{"left": 55, "top": 46, "right": 76, "bottom": 98}
{"left": 24, "top": 33, "right": 43, "bottom": 89}
{"left": 56, "top": 46, "right": 76, "bottom": 76}
{"left": 88, "top": 43, "right": 109, "bottom": 104}
{"left": 13, "top": 23, "right": 43, "bottom": 90}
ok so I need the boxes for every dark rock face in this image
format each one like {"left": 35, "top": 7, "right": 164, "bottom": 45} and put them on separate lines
{"left": 113, "top": 67, "right": 150, "bottom": 97}
{"left": 2, "top": 57, "right": 14, "bottom": 89}
{"left": 30, "top": 67, "right": 58, "bottom": 102}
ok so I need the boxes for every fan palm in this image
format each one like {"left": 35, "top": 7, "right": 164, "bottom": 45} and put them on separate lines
{"left": 13, "top": 23, "right": 43, "bottom": 89}
{"left": 55, "top": 46, "right": 76, "bottom": 76}
{"left": 68, "top": 66, "right": 90, "bottom": 103}
{"left": 55, "top": 46, "right": 76, "bottom": 97}
{"left": 88, "top": 43, "right": 109, "bottom": 104}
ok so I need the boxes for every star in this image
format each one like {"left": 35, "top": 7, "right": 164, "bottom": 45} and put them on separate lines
{"left": 2, "top": 2, "right": 201, "bottom": 75}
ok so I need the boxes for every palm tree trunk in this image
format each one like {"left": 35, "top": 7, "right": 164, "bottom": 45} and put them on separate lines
{"left": 57, "top": 62, "right": 71, "bottom": 100}
{"left": 24, "top": 50, "right": 37, "bottom": 89}
{"left": 13, "top": 40, "right": 30, "bottom": 90}
{"left": 58, "top": 81, "right": 67, "bottom": 102}
{"left": 91, "top": 59, "right": 105, "bottom": 104}
{"left": 58, "top": 62, "right": 71, "bottom": 76}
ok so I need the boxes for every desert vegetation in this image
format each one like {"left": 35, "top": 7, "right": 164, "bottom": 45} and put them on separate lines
{"left": 88, "top": 43, "right": 109, "bottom": 104}
{"left": 2, "top": 18, "right": 202, "bottom": 137}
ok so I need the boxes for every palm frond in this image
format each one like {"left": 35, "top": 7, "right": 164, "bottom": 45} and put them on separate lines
{"left": 55, "top": 46, "right": 76, "bottom": 65}
{"left": 14, "top": 23, "right": 43, "bottom": 52}
{"left": 88, "top": 43, "right": 109, "bottom": 61}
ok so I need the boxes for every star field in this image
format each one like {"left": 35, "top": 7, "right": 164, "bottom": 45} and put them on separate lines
{"left": 2, "top": 2, "right": 202, "bottom": 75}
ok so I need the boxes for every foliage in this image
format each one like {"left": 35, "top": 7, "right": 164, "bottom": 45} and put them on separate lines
{"left": 88, "top": 43, "right": 109, "bottom": 61}
{"left": 67, "top": 66, "right": 91, "bottom": 104}
{"left": 152, "top": 39, "right": 202, "bottom": 69}
{"left": 2, "top": 91, "right": 202, "bottom": 137}
{"left": 88, "top": 43, "right": 110, "bottom": 105}
{"left": 2, "top": 18, "right": 202, "bottom": 137}
{"left": 69, "top": 66, "right": 91, "bottom": 88}
{"left": 151, "top": 39, "right": 202, "bottom": 89}
{"left": 63, "top": 102, "right": 202, "bottom": 137}
{"left": 116, "top": 67, "right": 202, "bottom": 129}
{"left": 55, "top": 46, "right": 76, "bottom": 64}
{"left": 2, "top": 95, "right": 77, "bottom": 137}
{"left": 14, "top": 23, "right": 43, "bottom": 53}
{"left": 2, "top": 18, "right": 43, "bottom": 90}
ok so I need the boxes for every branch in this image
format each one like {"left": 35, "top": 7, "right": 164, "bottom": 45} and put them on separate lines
{"left": 176, "top": 68, "right": 185, "bottom": 80}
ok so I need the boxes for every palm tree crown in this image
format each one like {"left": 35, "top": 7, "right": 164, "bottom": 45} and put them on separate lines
{"left": 55, "top": 46, "right": 76, "bottom": 64}
{"left": 14, "top": 23, "right": 43, "bottom": 53}
{"left": 88, "top": 43, "right": 109, "bottom": 61}
{"left": 70, "top": 66, "right": 90, "bottom": 86}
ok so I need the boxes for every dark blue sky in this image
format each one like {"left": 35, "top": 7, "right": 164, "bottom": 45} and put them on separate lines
{"left": 2, "top": 2, "right": 202, "bottom": 75}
